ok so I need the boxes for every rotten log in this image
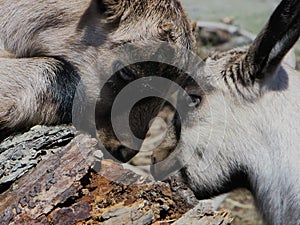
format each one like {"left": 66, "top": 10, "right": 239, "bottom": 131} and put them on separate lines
{"left": 197, "top": 21, "right": 256, "bottom": 41}
{"left": 0, "top": 125, "right": 77, "bottom": 192}
{"left": 195, "top": 21, "right": 299, "bottom": 70}
{"left": 0, "top": 126, "right": 233, "bottom": 225}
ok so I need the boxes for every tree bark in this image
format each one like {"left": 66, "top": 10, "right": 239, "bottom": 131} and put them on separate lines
{"left": 0, "top": 126, "right": 232, "bottom": 225}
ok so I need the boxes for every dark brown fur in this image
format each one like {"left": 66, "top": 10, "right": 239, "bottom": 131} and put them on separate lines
{"left": 0, "top": 0, "right": 196, "bottom": 161}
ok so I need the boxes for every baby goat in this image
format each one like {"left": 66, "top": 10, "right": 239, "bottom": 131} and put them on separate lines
{"left": 151, "top": 0, "right": 300, "bottom": 224}
{"left": 0, "top": 0, "right": 196, "bottom": 162}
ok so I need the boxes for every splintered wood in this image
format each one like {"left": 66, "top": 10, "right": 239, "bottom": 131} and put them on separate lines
{"left": 0, "top": 126, "right": 232, "bottom": 225}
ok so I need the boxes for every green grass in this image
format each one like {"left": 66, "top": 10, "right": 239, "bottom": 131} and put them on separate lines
{"left": 181, "top": 0, "right": 280, "bottom": 34}
{"left": 181, "top": 0, "right": 300, "bottom": 63}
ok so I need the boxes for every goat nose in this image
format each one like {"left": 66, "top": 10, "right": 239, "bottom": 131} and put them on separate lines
{"left": 150, "top": 156, "right": 181, "bottom": 181}
{"left": 112, "top": 145, "right": 138, "bottom": 163}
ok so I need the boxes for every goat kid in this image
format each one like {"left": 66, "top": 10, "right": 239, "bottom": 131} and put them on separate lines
{"left": 151, "top": 0, "right": 300, "bottom": 224}
{"left": 0, "top": 0, "right": 196, "bottom": 161}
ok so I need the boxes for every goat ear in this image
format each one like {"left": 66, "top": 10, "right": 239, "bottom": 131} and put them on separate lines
{"left": 241, "top": 0, "right": 300, "bottom": 84}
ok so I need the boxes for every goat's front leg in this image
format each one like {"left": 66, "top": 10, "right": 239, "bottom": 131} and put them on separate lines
{"left": 0, "top": 57, "right": 80, "bottom": 141}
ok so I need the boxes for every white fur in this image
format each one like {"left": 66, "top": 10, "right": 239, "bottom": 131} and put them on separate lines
{"left": 178, "top": 63, "right": 300, "bottom": 225}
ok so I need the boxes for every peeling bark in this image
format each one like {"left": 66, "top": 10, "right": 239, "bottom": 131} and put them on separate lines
{"left": 0, "top": 126, "right": 232, "bottom": 225}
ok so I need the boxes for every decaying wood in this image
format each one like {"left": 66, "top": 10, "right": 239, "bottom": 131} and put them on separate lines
{"left": 0, "top": 126, "right": 97, "bottom": 225}
{"left": 173, "top": 201, "right": 232, "bottom": 225}
{"left": 0, "top": 125, "right": 77, "bottom": 192}
{"left": 197, "top": 21, "right": 256, "bottom": 41}
{"left": 195, "top": 20, "right": 299, "bottom": 72}
{"left": 0, "top": 126, "right": 232, "bottom": 225}
{"left": 195, "top": 20, "right": 254, "bottom": 57}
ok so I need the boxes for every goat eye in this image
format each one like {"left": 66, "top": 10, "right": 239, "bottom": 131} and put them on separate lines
{"left": 113, "top": 60, "right": 135, "bottom": 81}
{"left": 188, "top": 95, "right": 202, "bottom": 108}
{"left": 119, "top": 68, "right": 135, "bottom": 81}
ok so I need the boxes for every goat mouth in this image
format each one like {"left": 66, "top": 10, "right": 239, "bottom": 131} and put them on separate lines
{"left": 104, "top": 145, "right": 138, "bottom": 163}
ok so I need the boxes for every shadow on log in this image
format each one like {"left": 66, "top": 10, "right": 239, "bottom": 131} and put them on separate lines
{"left": 0, "top": 126, "right": 232, "bottom": 225}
